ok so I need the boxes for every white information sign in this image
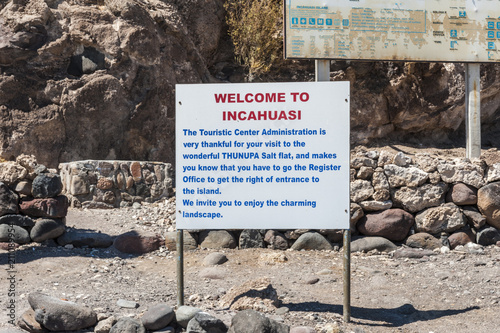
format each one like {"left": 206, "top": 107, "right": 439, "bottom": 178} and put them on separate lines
{"left": 176, "top": 82, "right": 350, "bottom": 230}
{"left": 284, "top": 0, "right": 500, "bottom": 62}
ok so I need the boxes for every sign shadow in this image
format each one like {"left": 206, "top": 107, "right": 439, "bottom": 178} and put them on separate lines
{"left": 282, "top": 301, "right": 480, "bottom": 327}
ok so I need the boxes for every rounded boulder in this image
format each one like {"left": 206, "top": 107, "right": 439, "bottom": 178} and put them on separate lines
{"left": 477, "top": 182, "right": 500, "bottom": 229}
{"left": 357, "top": 208, "right": 414, "bottom": 241}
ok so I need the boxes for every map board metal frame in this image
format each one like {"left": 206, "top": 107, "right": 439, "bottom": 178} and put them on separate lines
{"left": 284, "top": 0, "right": 500, "bottom": 63}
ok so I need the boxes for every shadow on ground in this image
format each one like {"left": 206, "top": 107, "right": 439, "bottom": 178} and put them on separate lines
{"left": 0, "top": 228, "right": 132, "bottom": 264}
{"left": 284, "top": 301, "right": 480, "bottom": 328}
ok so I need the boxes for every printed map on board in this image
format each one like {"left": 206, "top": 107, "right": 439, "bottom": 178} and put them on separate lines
{"left": 284, "top": 0, "right": 500, "bottom": 62}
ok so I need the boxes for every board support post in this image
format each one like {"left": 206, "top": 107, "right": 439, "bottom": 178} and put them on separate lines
{"left": 176, "top": 229, "right": 184, "bottom": 306}
{"left": 343, "top": 229, "right": 351, "bottom": 322}
{"left": 315, "top": 60, "right": 330, "bottom": 82}
{"left": 465, "top": 63, "right": 481, "bottom": 159}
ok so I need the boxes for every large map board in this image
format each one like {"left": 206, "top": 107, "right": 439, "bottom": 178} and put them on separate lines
{"left": 284, "top": 0, "right": 500, "bottom": 62}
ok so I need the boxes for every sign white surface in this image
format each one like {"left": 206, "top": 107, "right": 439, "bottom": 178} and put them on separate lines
{"left": 284, "top": 0, "right": 500, "bottom": 62}
{"left": 176, "top": 82, "right": 350, "bottom": 230}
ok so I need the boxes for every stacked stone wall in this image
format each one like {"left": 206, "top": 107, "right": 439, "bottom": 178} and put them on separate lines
{"left": 0, "top": 155, "right": 69, "bottom": 247}
{"left": 166, "top": 150, "right": 500, "bottom": 252}
{"left": 58, "top": 160, "right": 174, "bottom": 209}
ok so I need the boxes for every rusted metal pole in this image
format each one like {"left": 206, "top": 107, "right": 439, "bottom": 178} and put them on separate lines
{"left": 343, "top": 229, "right": 351, "bottom": 322}
{"left": 176, "top": 229, "right": 184, "bottom": 306}
{"left": 465, "top": 63, "right": 481, "bottom": 159}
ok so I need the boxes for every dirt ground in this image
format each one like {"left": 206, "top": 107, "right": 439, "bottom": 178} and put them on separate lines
{"left": 1, "top": 145, "right": 500, "bottom": 333}
{"left": 1, "top": 205, "right": 499, "bottom": 333}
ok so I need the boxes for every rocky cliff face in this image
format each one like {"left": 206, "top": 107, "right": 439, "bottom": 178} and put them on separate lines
{"left": 1, "top": 0, "right": 500, "bottom": 167}
{"left": 0, "top": 0, "right": 230, "bottom": 167}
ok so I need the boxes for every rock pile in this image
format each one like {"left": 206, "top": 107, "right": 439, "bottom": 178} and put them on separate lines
{"left": 0, "top": 155, "right": 69, "bottom": 247}
{"left": 164, "top": 150, "right": 500, "bottom": 253}
{"left": 58, "top": 160, "right": 173, "bottom": 209}
{"left": 15, "top": 292, "right": 293, "bottom": 333}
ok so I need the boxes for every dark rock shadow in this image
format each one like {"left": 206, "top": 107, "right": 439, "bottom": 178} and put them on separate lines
{"left": 282, "top": 301, "right": 480, "bottom": 327}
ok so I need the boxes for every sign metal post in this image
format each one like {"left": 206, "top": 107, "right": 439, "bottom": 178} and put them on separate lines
{"left": 465, "top": 63, "right": 481, "bottom": 159}
{"left": 176, "top": 230, "right": 184, "bottom": 306}
{"left": 315, "top": 60, "right": 351, "bottom": 323}
{"left": 315, "top": 60, "right": 330, "bottom": 82}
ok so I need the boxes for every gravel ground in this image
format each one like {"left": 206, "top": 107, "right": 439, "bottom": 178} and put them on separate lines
{"left": 1, "top": 199, "right": 500, "bottom": 333}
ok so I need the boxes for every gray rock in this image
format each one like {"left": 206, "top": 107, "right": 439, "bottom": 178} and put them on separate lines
{"left": 70, "top": 175, "right": 89, "bottom": 196}
{"left": 164, "top": 231, "right": 198, "bottom": 251}
{"left": 28, "top": 292, "right": 97, "bottom": 331}
{"left": 290, "top": 232, "right": 332, "bottom": 251}
{"left": 393, "top": 152, "right": 412, "bottom": 167}
{"left": 486, "top": 162, "right": 500, "bottom": 183}
{"left": 359, "top": 200, "right": 392, "bottom": 212}
{"left": 437, "top": 160, "right": 485, "bottom": 188}
{"left": 372, "top": 169, "right": 390, "bottom": 192}
{"left": 304, "top": 277, "right": 319, "bottom": 285}
{"left": 56, "top": 229, "right": 113, "bottom": 248}
{"left": 227, "top": 309, "right": 288, "bottom": 333}
{"left": 239, "top": 229, "right": 264, "bottom": 249}
{"left": 391, "top": 183, "right": 447, "bottom": 213}
{"left": 415, "top": 153, "right": 438, "bottom": 173}
{"left": 463, "top": 242, "right": 485, "bottom": 254}
{"left": 392, "top": 248, "right": 437, "bottom": 259}
{"left": 264, "top": 230, "right": 289, "bottom": 250}
{"left": 384, "top": 164, "right": 428, "bottom": 187}
{"left": 0, "top": 162, "right": 28, "bottom": 185}
{"left": 141, "top": 303, "right": 175, "bottom": 331}
{"left": 428, "top": 171, "right": 442, "bottom": 184}
{"left": 110, "top": 317, "right": 145, "bottom": 333}
{"left": 415, "top": 203, "right": 466, "bottom": 234}
{"left": 186, "top": 312, "right": 227, "bottom": 333}
{"left": 351, "top": 236, "right": 397, "bottom": 253}
{"left": 356, "top": 166, "right": 374, "bottom": 179}
{"left": 462, "top": 206, "right": 487, "bottom": 229}
{"left": 377, "top": 151, "right": 394, "bottom": 167}
{"left": 32, "top": 173, "right": 63, "bottom": 198}
{"left": 199, "top": 230, "right": 237, "bottom": 249}
{"left": 175, "top": 306, "right": 202, "bottom": 328}
{"left": 95, "top": 315, "right": 117, "bottom": 333}
{"left": 14, "top": 180, "right": 32, "bottom": 195}
{"left": 203, "top": 252, "right": 228, "bottom": 266}
{"left": 0, "top": 224, "right": 31, "bottom": 244}
{"left": 30, "top": 219, "right": 65, "bottom": 242}
{"left": 284, "top": 229, "right": 309, "bottom": 240}
{"left": 373, "top": 189, "right": 391, "bottom": 201}
{"left": 350, "top": 179, "right": 374, "bottom": 202}
{"left": 0, "top": 182, "right": 19, "bottom": 216}
{"left": 406, "top": 233, "right": 442, "bottom": 250}
{"left": 0, "top": 214, "right": 35, "bottom": 227}
{"left": 351, "top": 157, "right": 377, "bottom": 169}
{"left": 117, "top": 299, "right": 139, "bottom": 309}
{"left": 476, "top": 226, "right": 500, "bottom": 246}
